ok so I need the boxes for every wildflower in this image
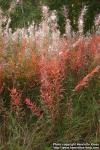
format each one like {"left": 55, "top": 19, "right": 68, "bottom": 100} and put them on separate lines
{"left": 74, "top": 66, "right": 100, "bottom": 92}
{"left": 10, "top": 88, "right": 20, "bottom": 106}
{"left": 25, "top": 98, "right": 43, "bottom": 117}
{"left": 9, "top": 88, "right": 24, "bottom": 120}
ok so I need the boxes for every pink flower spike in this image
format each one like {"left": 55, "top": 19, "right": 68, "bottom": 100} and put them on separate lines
{"left": 25, "top": 98, "right": 43, "bottom": 117}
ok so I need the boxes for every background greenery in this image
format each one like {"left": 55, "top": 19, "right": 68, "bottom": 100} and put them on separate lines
{"left": 0, "top": 0, "right": 100, "bottom": 34}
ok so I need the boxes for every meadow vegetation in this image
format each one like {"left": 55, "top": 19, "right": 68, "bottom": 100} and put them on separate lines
{"left": 0, "top": 7, "right": 100, "bottom": 150}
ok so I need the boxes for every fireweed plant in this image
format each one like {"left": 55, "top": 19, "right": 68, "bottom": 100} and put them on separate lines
{"left": 0, "top": 6, "right": 100, "bottom": 150}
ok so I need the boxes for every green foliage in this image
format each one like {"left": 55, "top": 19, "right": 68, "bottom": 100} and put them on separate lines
{"left": 0, "top": 0, "right": 11, "bottom": 11}
{"left": 10, "top": 0, "right": 42, "bottom": 30}
{"left": 84, "top": 0, "right": 100, "bottom": 34}
{"left": 67, "top": 1, "right": 82, "bottom": 32}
